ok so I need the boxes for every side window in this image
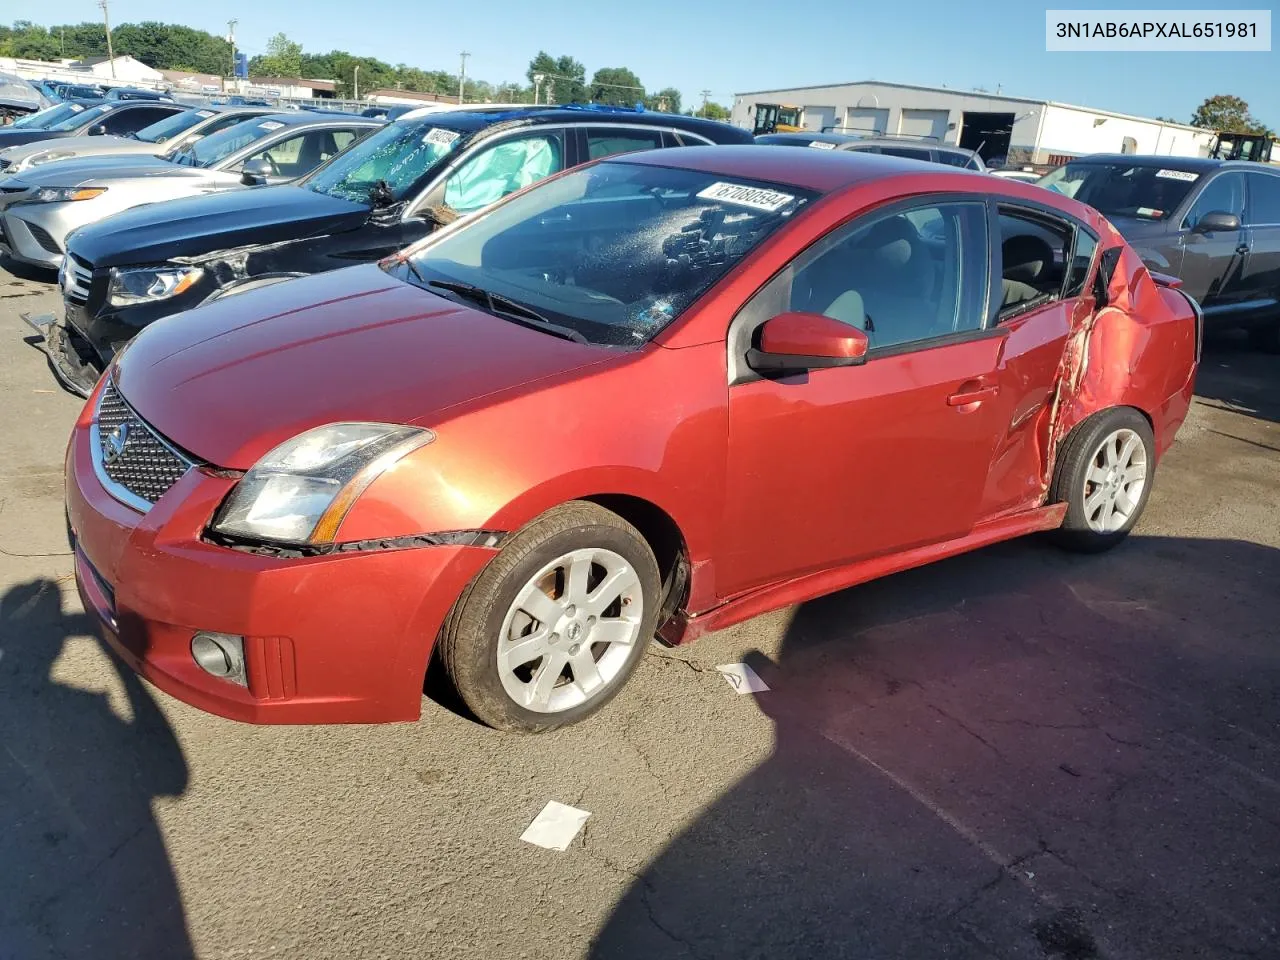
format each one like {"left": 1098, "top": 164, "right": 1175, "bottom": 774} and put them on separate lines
{"left": 1065, "top": 229, "right": 1098, "bottom": 298}
{"left": 443, "top": 133, "right": 565, "bottom": 215}
{"left": 329, "top": 129, "right": 359, "bottom": 157}
{"left": 201, "top": 113, "right": 261, "bottom": 136}
{"left": 936, "top": 151, "right": 971, "bottom": 168}
{"left": 585, "top": 127, "right": 662, "bottom": 160}
{"left": 1245, "top": 173, "right": 1280, "bottom": 226}
{"left": 1183, "top": 174, "right": 1245, "bottom": 230}
{"left": 102, "top": 107, "right": 169, "bottom": 134}
{"left": 241, "top": 132, "right": 307, "bottom": 176}
{"left": 671, "top": 131, "right": 712, "bottom": 147}
{"left": 997, "top": 209, "right": 1073, "bottom": 317}
{"left": 879, "top": 146, "right": 933, "bottom": 163}
{"left": 769, "top": 201, "right": 989, "bottom": 351}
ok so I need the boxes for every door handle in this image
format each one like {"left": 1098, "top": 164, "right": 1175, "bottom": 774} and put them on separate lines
{"left": 947, "top": 384, "right": 999, "bottom": 406}
{"left": 1235, "top": 243, "right": 1251, "bottom": 255}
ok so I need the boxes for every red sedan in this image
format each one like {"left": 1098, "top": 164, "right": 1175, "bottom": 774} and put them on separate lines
{"left": 64, "top": 147, "right": 1201, "bottom": 732}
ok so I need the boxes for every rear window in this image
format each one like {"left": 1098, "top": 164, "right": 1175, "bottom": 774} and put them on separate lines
{"left": 1039, "top": 162, "right": 1201, "bottom": 221}
{"left": 879, "top": 146, "right": 933, "bottom": 162}
{"left": 936, "top": 151, "right": 973, "bottom": 168}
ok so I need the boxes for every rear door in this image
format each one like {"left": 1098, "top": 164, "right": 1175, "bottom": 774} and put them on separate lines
{"left": 1241, "top": 171, "right": 1280, "bottom": 315}
{"left": 1178, "top": 171, "right": 1250, "bottom": 311}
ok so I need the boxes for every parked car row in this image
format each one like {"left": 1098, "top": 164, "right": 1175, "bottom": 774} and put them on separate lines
{"left": 48, "top": 133, "right": 1199, "bottom": 732}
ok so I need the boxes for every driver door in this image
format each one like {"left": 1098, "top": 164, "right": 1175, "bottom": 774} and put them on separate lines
{"left": 719, "top": 199, "right": 1007, "bottom": 597}
{"left": 1178, "top": 172, "right": 1250, "bottom": 310}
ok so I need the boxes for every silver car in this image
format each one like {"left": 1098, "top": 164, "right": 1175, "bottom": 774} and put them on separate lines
{"left": 0, "top": 112, "right": 381, "bottom": 268}
{"left": 0, "top": 105, "right": 277, "bottom": 176}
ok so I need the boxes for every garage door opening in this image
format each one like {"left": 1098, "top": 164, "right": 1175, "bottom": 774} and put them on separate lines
{"left": 959, "top": 112, "right": 1015, "bottom": 166}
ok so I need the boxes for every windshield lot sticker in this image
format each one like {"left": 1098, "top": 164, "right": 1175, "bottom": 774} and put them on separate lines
{"left": 424, "top": 128, "right": 461, "bottom": 147}
{"left": 1137, "top": 207, "right": 1163, "bottom": 219}
{"left": 1155, "top": 169, "right": 1198, "bottom": 181}
{"left": 258, "top": 120, "right": 285, "bottom": 131}
{"left": 809, "top": 141, "right": 837, "bottom": 150}
{"left": 697, "top": 182, "right": 796, "bottom": 212}
{"left": 196, "top": 110, "right": 215, "bottom": 117}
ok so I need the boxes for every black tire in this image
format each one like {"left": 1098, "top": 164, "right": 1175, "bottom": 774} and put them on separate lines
{"left": 1247, "top": 322, "right": 1280, "bottom": 354}
{"left": 437, "top": 501, "right": 661, "bottom": 733}
{"left": 1049, "top": 407, "right": 1155, "bottom": 554}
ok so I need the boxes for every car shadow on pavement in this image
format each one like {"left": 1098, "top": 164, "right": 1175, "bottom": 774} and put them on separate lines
{"left": 589, "top": 535, "right": 1280, "bottom": 960}
{"left": 0, "top": 578, "right": 194, "bottom": 960}
{"left": 1194, "top": 335, "right": 1280, "bottom": 426}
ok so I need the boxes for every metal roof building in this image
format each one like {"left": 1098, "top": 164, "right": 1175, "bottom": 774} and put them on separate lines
{"left": 731, "top": 80, "right": 1216, "bottom": 167}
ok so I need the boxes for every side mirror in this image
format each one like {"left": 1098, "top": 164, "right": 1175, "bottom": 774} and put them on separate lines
{"left": 240, "top": 158, "right": 273, "bottom": 186}
{"left": 1093, "top": 245, "right": 1123, "bottom": 307}
{"left": 88, "top": 124, "right": 107, "bottom": 136}
{"left": 1192, "top": 210, "right": 1240, "bottom": 234}
{"left": 746, "top": 312, "right": 869, "bottom": 374}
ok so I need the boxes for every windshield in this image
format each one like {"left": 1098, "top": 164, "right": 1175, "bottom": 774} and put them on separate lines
{"left": 135, "top": 108, "right": 207, "bottom": 144}
{"left": 395, "top": 162, "right": 814, "bottom": 346}
{"left": 12, "top": 102, "right": 82, "bottom": 129}
{"left": 47, "top": 103, "right": 111, "bottom": 132}
{"left": 303, "top": 120, "right": 466, "bottom": 204}
{"left": 1038, "top": 162, "right": 1201, "bottom": 221}
{"left": 174, "top": 116, "right": 284, "bottom": 167}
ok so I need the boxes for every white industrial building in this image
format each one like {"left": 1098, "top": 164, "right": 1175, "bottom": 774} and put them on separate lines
{"left": 731, "top": 80, "right": 1216, "bottom": 167}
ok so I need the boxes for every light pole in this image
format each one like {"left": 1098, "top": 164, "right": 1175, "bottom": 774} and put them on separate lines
{"left": 532, "top": 73, "right": 544, "bottom": 106}
{"left": 227, "top": 19, "right": 237, "bottom": 94}
{"left": 99, "top": 0, "right": 116, "bottom": 79}
{"left": 458, "top": 51, "right": 470, "bottom": 104}
{"left": 353, "top": 64, "right": 360, "bottom": 101}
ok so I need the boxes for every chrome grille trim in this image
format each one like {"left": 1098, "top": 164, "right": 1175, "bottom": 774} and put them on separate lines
{"left": 91, "top": 380, "right": 195, "bottom": 513}
{"left": 62, "top": 255, "right": 94, "bottom": 305}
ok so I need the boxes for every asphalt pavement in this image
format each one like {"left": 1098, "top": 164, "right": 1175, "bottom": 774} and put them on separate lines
{"left": 1, "top": 260, "right": 1278, "bottom": 960}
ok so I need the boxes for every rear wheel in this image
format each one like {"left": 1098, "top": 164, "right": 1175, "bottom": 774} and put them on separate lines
{"left": 1050, "top": 408, "right": 1155, "bottom": 553}
{"left": 437, "top": 502, "right": 660, "bottom": 733}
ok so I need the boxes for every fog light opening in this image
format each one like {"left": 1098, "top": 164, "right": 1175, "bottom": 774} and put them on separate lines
{"left": 191, "top": 632, "right": 247, "bottom": 687}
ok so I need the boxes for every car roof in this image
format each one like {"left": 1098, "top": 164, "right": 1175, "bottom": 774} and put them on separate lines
{"left": 399, "top": 105, "right": 750, "bottom": 142}
{"left": 757, "top": 132, "right": 976, "bottom": 154}
{"left": 618, "top": 143, "right": 971, "bottom": 192}
{"left": 246, "top": 111, "right": 383, "bottom": 128}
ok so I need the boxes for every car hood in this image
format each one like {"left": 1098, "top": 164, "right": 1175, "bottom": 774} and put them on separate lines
{"left": 68, "top": 184, "right": 370, "bottom": 268}
{"left": 10, "top": 154, "right": 195, "bottom": 187}
{"left": 0, "top": 134, "right": 148, "bottom": 166}
{"left": 1101, "top": 215, "right": 1172, "bottom": 242}
{"left": 0, "top": 128, "right": 77, "bottom": 148}
{"left": 114, "top": 264, "right": 616, "bottom": 469}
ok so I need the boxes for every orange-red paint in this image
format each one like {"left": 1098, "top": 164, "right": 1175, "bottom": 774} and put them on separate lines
{"left": 65, "top": 149, "right": 1200, "bottom": 724}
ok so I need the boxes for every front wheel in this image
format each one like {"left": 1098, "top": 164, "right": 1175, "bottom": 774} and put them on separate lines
{"left": 437, "top": 502, "right": 661, "bottom": 733}
{"left": 1050, "top": 408, "right": 1155, "bottom": 553}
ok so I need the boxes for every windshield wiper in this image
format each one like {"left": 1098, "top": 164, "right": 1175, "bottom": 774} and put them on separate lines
{"left": 426, "top": 279, "right": 589, "bottom": 344}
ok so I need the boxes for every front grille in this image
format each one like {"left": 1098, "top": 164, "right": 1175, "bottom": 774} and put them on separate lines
{"left": 94, "top": 380, "right": 194, "bottom": 509}
{"left": 63, "top": 254, "right": 94, "bottom": 305}
{"left": 0, "top": 157, "right": 11, "bottom": 171}
{"left": 26, "top": 220, "right": 61, "bottom": 254}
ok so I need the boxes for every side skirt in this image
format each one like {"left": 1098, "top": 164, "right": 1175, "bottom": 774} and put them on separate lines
{"left": 658, "top": 503, "right": 1067, "bottom": 646}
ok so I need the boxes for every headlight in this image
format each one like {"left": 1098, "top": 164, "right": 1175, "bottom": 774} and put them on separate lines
{"left": 22, "top": 150, "right": 76, "bottom": 171}
{"left": 108, "top": 265, "right": 205, "bottom": 306}
{"left": 33, "top": 186, "right": 106, "bottom": 203}
{"left": 210, "top": 423, "right": 434, "bottom": 545}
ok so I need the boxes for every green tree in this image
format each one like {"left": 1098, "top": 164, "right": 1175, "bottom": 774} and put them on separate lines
{"left": 527, "top": 52, "right": 586, "bottom": 104}
{"left": 700, "top": 101, "right": 731, "bottom": 121}
{"left": 590, "top": 66, "right": 643, "bottom": 106}
{"left": 645, "top": 86, "right": 681, "bottom": 114}
{"left": 1190, "top": 94, "right": 1274, "bottom": 135}
{"left": 251, "top": 32, "right": 303, "bottom": 77}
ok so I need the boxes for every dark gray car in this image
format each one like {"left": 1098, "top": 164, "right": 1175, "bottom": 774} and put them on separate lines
{"left": 1039, "top": 155, "right": 1280, "bottom": 350}
{"left": 755, "top": 132, "right": 986, "bottom": 171}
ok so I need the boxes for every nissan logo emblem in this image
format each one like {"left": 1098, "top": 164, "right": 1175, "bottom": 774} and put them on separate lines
{"left": 102, "top": 422, "right": 131, "bottom": 465}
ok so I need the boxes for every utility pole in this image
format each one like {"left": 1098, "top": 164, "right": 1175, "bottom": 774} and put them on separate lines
{"left": 60, "top": 27, "right": 65, "bottom": 58}
{"left": 458, "top": 51, "right": 470, "bottom": 105}
{"left": 532, "top": 73, "right": 544, "bottom": 105}
{"left": 227, "top": 19, "right": 237, "bottom": 94}
{"left": 99, "top": 0, "right": 116, "bottom": 78}
{"left": 700, "top": 89, "right": 711, "bottom": 117}
{"left": 353, "top": 64, "right": 360, "bottom": 101}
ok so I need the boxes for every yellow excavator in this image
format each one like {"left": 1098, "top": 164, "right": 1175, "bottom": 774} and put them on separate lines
{"left": 751, "top": 103, "right": 804, "bottom": 136}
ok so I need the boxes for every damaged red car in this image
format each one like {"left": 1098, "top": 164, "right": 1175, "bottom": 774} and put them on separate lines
{"left": 64, "top": 147, "right": 1201, "bottom": 732}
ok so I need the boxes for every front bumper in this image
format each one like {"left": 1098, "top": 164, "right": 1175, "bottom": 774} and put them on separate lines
{"left": 0, "top": 203, "right": 78, "bottom": 268}
{"left": 65, "top": 416, "right": 498, "bottom": 724}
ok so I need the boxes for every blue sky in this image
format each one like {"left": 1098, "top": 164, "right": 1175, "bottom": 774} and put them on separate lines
{"left": 93, "top": 0, "right": 1275, "bottom": 126}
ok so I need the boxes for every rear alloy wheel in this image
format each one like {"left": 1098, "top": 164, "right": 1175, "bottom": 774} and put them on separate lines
{"left": 1050, "top": 408, "right": 1155, "bottom": 553}
{"left": 437, "top": 502, "right": 660, "bottom": 732}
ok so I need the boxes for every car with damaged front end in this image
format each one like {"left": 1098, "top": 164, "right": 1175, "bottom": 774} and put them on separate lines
{"left": 45, "top": 105, "right": 751, "bottom": 395}
{"left": 65, "top": 147, "right": 1200, "bottom": 734}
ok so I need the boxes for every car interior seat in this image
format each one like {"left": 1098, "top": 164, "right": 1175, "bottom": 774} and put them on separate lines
{"left": 1001, "top": 234, "right": 1055, "bottom": 309}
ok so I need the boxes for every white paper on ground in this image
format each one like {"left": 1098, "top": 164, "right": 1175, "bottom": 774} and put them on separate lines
{"left": 520, "top": 801, "right": 591, "bottom": 851}
{"left": 716, "top": 663, "right": 770, "bottom": 694}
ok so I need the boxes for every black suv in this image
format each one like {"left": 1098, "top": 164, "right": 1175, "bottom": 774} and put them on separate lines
{"left": 755, "top": 131, "right": 986, "bottom": 171}
{"left": 1039, "top": 155, "right": 1280, "bottom": 350}
{"left": 53, "top": 106, "right": 752, "bottom": 389}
